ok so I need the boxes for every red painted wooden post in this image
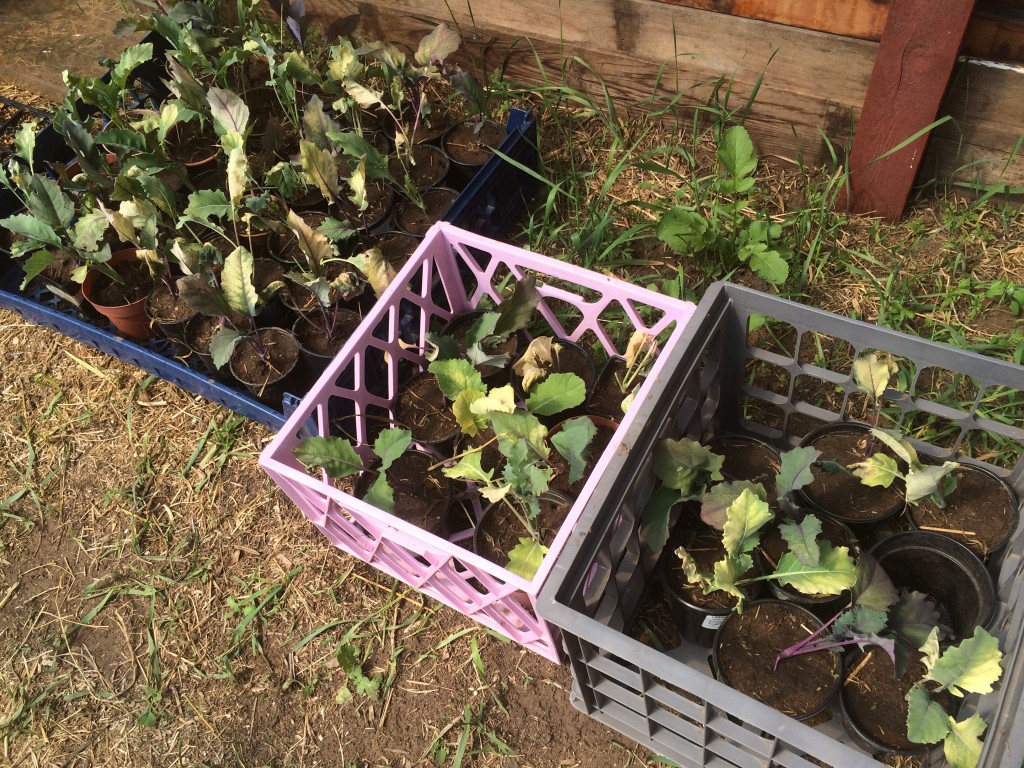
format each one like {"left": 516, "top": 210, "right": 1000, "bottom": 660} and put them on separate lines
{"left": 841, "top": 0, "right": 977, "bottom": 222}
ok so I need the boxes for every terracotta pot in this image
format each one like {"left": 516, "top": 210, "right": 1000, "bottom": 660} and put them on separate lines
{"left": 81, "top": 249, "right": 157, "bottom": 340}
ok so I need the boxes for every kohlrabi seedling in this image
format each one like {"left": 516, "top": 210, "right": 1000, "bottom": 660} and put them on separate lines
{"left": 293, "top": 428, "right": 413, "bottom": 514}
{"left": 851, "top": 428, "right": 960, "bottom": 507}
{"left": 642, "top": 437, "right": 726, "bottom": 551}
{"left": 906, "top": 626, "right": 1003, "bottom": 768}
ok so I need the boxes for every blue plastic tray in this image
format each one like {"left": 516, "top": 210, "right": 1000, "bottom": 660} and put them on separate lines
{"left": 0, "top": 109, "right": 539, "bottom": 429}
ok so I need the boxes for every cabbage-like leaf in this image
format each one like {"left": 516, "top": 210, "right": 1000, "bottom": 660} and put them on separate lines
{"left": 526, "top": 373, "right": 586, "bottom": 416}
{"left": 850, "top": 453, "right": 900, "bottom": 488}
{"left": 943, "top": 715, "right": 987, "bottom": 768}
{"left": 176, "top": 273, "right": 231, "bottom": 318}
{"left": 852, "top": 352, "right": 897, "bottom": 401}
{"left": 550, "top": 416, "right": 597, "bottom": 486}
{"left": 222, "top": 247, "right": 259, "bottom": 318}
{"left": 293, "top": 436, "right": 362, "bottom": 479}
{"left": 373, "top": 429, "right": 411, "bottom": 472}
{"left": 709, "top": 552, "right": 753, "bottom": 609}
{"left": 906, "top": 462, "right": 960, "bottom": 505}
{"left": 924, "top": 626, "right": 1003, "bottom": 697}
{"left": 491, "top": 276, "right": 540, "bottom": 338}
{"left": 469, "top": 385, "right": 516, "bottom": 417}
{"left": 209, "top": 326, "right": 242, "bottom": 369}
{"left": 779, "top": 515, "right": 822, "bottom": 567}
{"left": 891, "top": 592, "right": 943, "bottom": 648}
{"left": 182, "top": 188, "right": 231, "bottom": 224}
{"left": 490, "top": 412, "right": 547, "bottom": 461}
{"left": 721, "top": 489, "right": 774, "bottom": 558}
{"left": 299, "top": 139, "right": 339, "bottom": 202}
{"left": 364, "top": 474, "right": 394, "bottom": 514}
{"left": 700, "top": 480, "right": 765, "bottom": 531}
{"left": 414, "top": 23, "right": 461, "bottom": 66}
{"left": 773, "top": 545, "right": 857, "bottom": 596}
{"left": 286, "top": 209, "right": 333, "bottom": 273}
{"left": 852, "top": 552, "right": 898, "bottom": 611}
{"left": 507, "top": 538, "right": 547, "bottom": 581}
{"left": 906, "top": 681, "right": 952, "bottom": 744}
{"left": 776, "top": 446, "right": 819, "bottom": 510}
{"left": 347, "top": 246, "right": 394, "bottom": 297}
{"left": 207, "top": 86, "right": 249, "bottom": 136}
{"left": 442, "top": 452, "right": 493, "bottom": 485}
{"left": 653, "top": 437, "right": 724, "bottom": 495}
{"left": 452, "top": 388, "right": 486, "bottom": 436}
{"left": 27, "top": 174, "right": 75, "bottom": 230}
{"left": 428, "top": 359, "right": 485, "bottom": 401}
{"left": 641, "top": 486, "right": 680, "bottom": 552}
{"left": 226, "top": 146, "right": 248, "bottom": 204}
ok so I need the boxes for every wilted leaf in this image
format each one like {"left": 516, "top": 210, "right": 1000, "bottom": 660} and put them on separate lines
{"left": 221, "top": 247, "right": 259, "bottom": 318}
{"left": 299, "top": 139, "right": 339, "bottom": 202}
{"left": 906, "top": 462, "right": 960, "bottom": 505}
{"left": 492, "top": 276, "right": 540, "bottom": 338}
{"left": 348, "top": 246, "right": 395, "bottom": 297}
{"left": 286, "top": 209, "right": 333, "bottom": 272}
{"left": 415, "top": 22, "right": 461, "bottom": 66}
{"left": 452, "top": 388, "right": 486, "bottom": 436}
{"left": 710, "top": 552, "right": 753, "bottom": 608}
{"left": 852, "top": 352, "right": 898, "bottom": 401}
{"left": 226, "top": 146, "right": 248, "bottom": 204}
{"left": 850, "top": 453, "right": 900, "bottom": 488}
{"left": 469, "top": 384, "right": 516, "bottom": 417}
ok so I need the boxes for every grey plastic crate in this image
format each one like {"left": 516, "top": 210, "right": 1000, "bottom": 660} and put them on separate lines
{"left": 537, "top": 281, "right": 1024, "bottom": 768}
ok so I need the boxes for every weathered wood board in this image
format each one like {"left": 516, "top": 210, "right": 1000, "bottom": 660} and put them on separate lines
{"left": 310, "top": 0, "right": 1024, "bottom": 190}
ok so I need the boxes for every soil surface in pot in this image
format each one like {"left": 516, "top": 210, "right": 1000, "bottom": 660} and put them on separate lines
{"left": 708, "top": 435, "right": 780, "bottom": 500}
{"left": 909, "top": 466, "right": 1016, "bottom": 559}
{"left": 293, "top": 312, "right": 361, "bottom": 356}
{"left": 39, "top": 250, "right": 80, "bottom": 286}
{"left": 587, "top": 357, "right": 632, "bottom": 420}
{"left": 445, "top": 121, "right": 506, "bottom": 165}
{"left": 395, "top": 187, "right": 457, "bottom": 236}
{"left": 843, "top": 649, "right": 953, "bottom": 751}
{"left": 395, "top": 373, "right": 458, "bottom": 444}
{"left": 802, "top": 426, "right": 904, "bottom": 521}
{"left": 388, "top": 145, "right": 448, "bottom": 189}
{"left": 717, "top": 601, "right": 839, "bottom": 718}
{"left": 359, "top": 451, "right": 450, "bottom": 531}
{"left": 231, "top": 331, "right": 298, "bottom": 387}
{"left": 166, "top": 119, "right": 219, "bottom": 165}
{"left": 147, "top": 283, "right": 196, "bottom": 324}
{"left": 475, "top": 494, "right": 571, "bottom": 568}
{"left": 368, "top": 232, "right": 420, "bottom": 273}
{"left": 457, "top": 427, "right": 504, "bottom": 477}
{"left": 185, "top": 314, "right": 220, "bottom": 355}
{"left": 338, "top": 179, "right": 392, "bottom": 229}
{"left": 91, "top": 260, "right": 152, "bottom": 307}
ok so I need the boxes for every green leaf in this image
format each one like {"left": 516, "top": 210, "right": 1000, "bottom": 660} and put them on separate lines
{"left": 550, "top": 416, "right": 598, "bottom": 486}
{"left": 293, "top": 436, "right": 363, "bottom": 479}
{"left": 526, "top": 373, "right": 587, "bottom": 416}
{"left": 452, "top": 389, "right": 486, "bottom": 436}
{"left": 221, "top": 247, "right": 259, "bottom": 318}
{"left": 207, "top": 86, "right": 249, "bottom": 136}
{"left": 415, "top": 22, "right": 461, "bottom": 66}
{"left": 828, "top": 606, "right": 888, "bottom": 640}
{"left": 700, "top": 480, "right": 765, "bottom": 530}
{"left": 748, "top": 248, "right": 789, "bottom": 286}
{"left": 850, "top": 453, "right": 900, "bottom": 488}
{"left": 776, "top": 446, "right": 819, "bottom": 503}
{"left": 209, "top": 326, "right": 242, "bottom": 370}
{"left": 674, "top": 547, "right": 704, "bottom": 586}
{"left": 773, "top": 544, "right": 857, "bottom": 596}
{"left": 0, "top": 213, "right": 60, "bottom": 247}
{"left": 428, "top": 359, "right": 485, "bottom": 401}
{"left": 300, "top": 139, "right": 340, "bottom": 202}
{"left": 779, "top": 515, "right": 822, "bottom": 567}
{"left": 656, "top": 206, "right": 709, "bottom": 254}
{"left": 871, "top": 428, "right": 918, "bottom": 467}
{"left": 653, "top": 438, "right": 724, "bottom": 495}
{"left": 852, "top": 352, "right": 897, "bottom": 401}
{"left": 721, "top": 488, "right": 773, "bottom": 558}
{"left": 709, "top": 552, "right": 753, "bottom": 608}
{"left": 718, "top": 125, "right": 757, "bottom": 183}
{"left": 282, "top": 51, "right": 319, "bottom": 85}
{"left": 442, "top": 452, "right": 493, "bottom": 485}
{"left": 364, "top": 473, "right": 395, "bottom": 513}
{"left": 301, "top": 95, "right": 339, "bottom": 150}
{"left": 507, "top": 538, "right": 548, "bottom": 581}
{"left": 14, "top": 119, "right": 37, "bottom": 166}
{"left": 112, "top": 43, "right": 153, "bottom": 87}
{"left": 489, "top": 411, "right": 548, "bottom": 460}
{"left": 18, "top": 249, "right": 56, "bottom": 288}
{"left": 906, "top": 462, "right": 960, "bottom": 505}
{"left": 343, "top": 80, "right": 382, "bottom": 110}
{"left": 943, "top": 715, "right": 987, "bottom": 768}
{"left": 640, "top": 486, "right": 680, "bottom": 552}
{"left": 925, "top": 626, "right": 1004, "bottom": 697}
{"left": 334, "top": 686, "right": 353, "bottom": 706}
{"left": 27, "top": 174, "right": 74, "bottom": 230}
{"left": 182, "top": 188, "right": 231, "bottom": 223}
{"left": 373, "top": 429, "right": 411, "bottom": 472}
{"left": 906, "top": 681, "right": 951, "bottom": 744}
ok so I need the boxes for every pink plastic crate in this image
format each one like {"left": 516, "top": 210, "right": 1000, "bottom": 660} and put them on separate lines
{"left": 259, "top": 222, "right": 697, "bottom": 661}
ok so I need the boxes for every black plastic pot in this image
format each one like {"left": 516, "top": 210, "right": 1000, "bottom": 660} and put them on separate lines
{"left": 906, "top": 462, "right": 1020, "bottom": 564}
{"left": 354, "top": 448, "right": 459, "bottom": 538}
{"left": 227, "top": 327, "right": 300, "bottom": 408}
{"left": 712, "top": 600, "right": 843, "bottom": 722}
{"left": 869, "top": 531, "right": 996, "bottom": 641}
{"left": 661, "top": 524, "right": 764, "bottom": 648}
{"left": 442, "top": 118, "right": 507, "bottom": 189}
{"left": 145, "top": 283, "right": 199, "bottom": 353}
{"left": 510, "top": 337, "right": 596, "bottom": 422}
{"left": 705, "top": 434, "right": 781, "bottom": 494}
{"left": 472, "top": 490, "right": 574, "bottom": 569}
{"left": 797, "top": 422, "right": 906, "bottom": 530}
{"left": 393, "top": 370, "right": 459, "bottom": 452}
{"left": 291, "top": 309, "right": 363, "bottom": 393}
{"left": 394, "top": 186, "right": 459, "bottom": 237}
{"left": 388, "top": 144, "right": 450, "bottom": 192}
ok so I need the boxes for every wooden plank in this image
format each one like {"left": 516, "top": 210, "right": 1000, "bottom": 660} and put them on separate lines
{"left": 927, "top": 58, "right": 1024, "bottom": 190}
{"left": 649, "top": 0, "right": 1024, "bottom": 64}
{"left": 842, "top": 0, "right": 978, "bottom": 220}
{"left": 325, "top": 0, "right": 875, "bottom": 165}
